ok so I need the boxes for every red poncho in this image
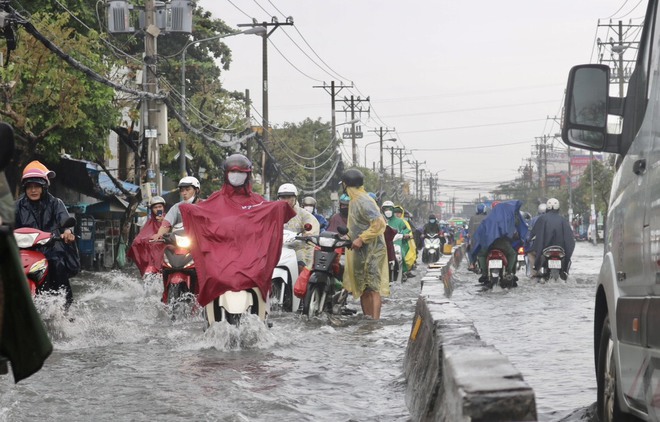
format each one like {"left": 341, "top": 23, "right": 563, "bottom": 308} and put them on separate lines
{"left": 127, "top": 218, "right": 165, "bottom": 276}
{"left": 180, "top": 184, "right": 296, "bottom": 307}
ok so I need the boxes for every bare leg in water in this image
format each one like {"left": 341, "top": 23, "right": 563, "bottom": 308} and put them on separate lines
{"left": 360, "top": 289, "right": 382, "bottom": 320}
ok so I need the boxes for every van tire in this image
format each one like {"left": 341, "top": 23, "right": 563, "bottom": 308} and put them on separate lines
{"left": 597, "top": 315, "right": 638, "bottom": 422}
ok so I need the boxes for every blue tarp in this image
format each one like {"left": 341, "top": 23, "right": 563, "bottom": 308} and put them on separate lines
{"left": 468, "top": 200, "right": 528, "bottom": 262}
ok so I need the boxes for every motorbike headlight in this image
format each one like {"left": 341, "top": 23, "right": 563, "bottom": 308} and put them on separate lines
{"left": 318, "top": 237, "right": 336, "bottom": 248}
{"left": 29, "top": 258, "right": 48, "bottom": 282}
{"left": 175, "top": 235, "right": 191, "bottom": 248}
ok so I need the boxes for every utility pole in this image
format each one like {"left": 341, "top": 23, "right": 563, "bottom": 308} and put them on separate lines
{"left": 313, "top": 81, "right": 352, "bottom": 143}
{"left": 339, "top": 95, "right": 369, "bottom": 166}
{"left": 144, "top": 0, "right": 161, "bottom": 195}
{"left": 368, "top": 127, "right": 395, "bottom": 174}
{"left": 238, "top": 18, "right": 294, "bottom": 199}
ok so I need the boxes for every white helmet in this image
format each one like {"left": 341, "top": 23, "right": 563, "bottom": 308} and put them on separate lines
{"left": 382, "top": 200, "right": 395, "bottom": 208}
{"left": 178, "top": 176, "right": 200, "bottom": 190}
{"left": 149, "top": 196, "right": 166, "bottom": 208}
{"left": 546, "top": 198, "right": 560, "bottom": 211}
{"left": 302, "top": 196, "right": 316, "bottom": 206}
{"left": 277, "top": 183, "right": 298, "bottom": 197}
{"left": 538, "top": 203, "right": 547, "bottom": 214}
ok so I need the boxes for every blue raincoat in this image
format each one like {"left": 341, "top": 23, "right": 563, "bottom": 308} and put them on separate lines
{"left": 468, "top": 200, "right": 528, "bottom": 263}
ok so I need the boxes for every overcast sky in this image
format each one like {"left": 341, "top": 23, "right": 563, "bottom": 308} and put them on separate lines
{"left": 197, "top": 0, "right": 646, "bottom": 207}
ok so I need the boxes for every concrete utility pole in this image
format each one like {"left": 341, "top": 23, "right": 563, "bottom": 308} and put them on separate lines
{"left": 238, "top": 18, "right": 294, "bottom": 199}
{"left": 313, "top": 81, "right": 352, "bottom": 143}
{"left": 339, "top": 95, "right": 370, "bottom": 166}
{"left": 368, "top": 127, "right": 395, "bottom": 174}
{"left": 144, "top": 0, "right": 161, "bottom": 195}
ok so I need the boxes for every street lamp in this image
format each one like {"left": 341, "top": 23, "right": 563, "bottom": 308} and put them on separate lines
{"left": 177, "top": 27, "right": 265, "bottom": 176}
{"left": 363, "top": 138, "right": 395, "bottom": 168}
{"left": 312, "top": 118, "right": 359, "bottom": 199}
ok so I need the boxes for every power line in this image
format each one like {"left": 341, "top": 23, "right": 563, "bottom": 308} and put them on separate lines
{"left": 398, "top": 118, "right": 546, "bottom": 134}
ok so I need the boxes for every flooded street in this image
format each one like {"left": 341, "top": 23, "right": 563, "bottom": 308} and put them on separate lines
{"left": 451, "top": 241, "right": 603, "bottom": 421}
{"left": 0, "top": 241, "right": 602, "bottom": 421}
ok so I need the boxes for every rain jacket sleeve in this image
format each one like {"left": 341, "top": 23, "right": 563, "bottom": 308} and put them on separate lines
{"left": 344, "top": 187, "right": 389, "bottom": 298}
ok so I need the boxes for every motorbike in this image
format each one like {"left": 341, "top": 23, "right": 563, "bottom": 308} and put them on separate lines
{"left": 14, "top": 217, "right": 77, "bottom": 296}
{"left": 537, "top": 246, "right": 566, "bottom": 281}
{"left": 422, "top": 233, "right": 441, "bottom": 264}
{"left": 156, "top": 226, "right": 197, "bottom": 315}
{"left": 297, "top": 227, "right": 353, "bottom": 319}
{"left": 484, "top": 248, "right": 516, "bottom": 289}
{"left": 390, "top": 232, "right": 404, "bottom": 284}
{"left": 270, "top": 229, "right": 301, "bottom": 313}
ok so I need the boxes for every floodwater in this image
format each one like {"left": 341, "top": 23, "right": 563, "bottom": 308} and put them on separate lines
{"left": 0, "top": 241, "right": 602, "bottom": 421}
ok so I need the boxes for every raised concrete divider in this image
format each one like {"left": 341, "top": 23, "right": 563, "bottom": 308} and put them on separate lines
{"left": 404, "top": 246, "right": 537, "bottom": 421}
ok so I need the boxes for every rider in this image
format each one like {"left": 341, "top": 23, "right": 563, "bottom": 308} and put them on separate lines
{"left": 423, "top": 214, "right": 441, "bottom": 238}
{"left": 128, "top": 196, "right": 166, "bottom": 277}
{"left": 327, "top": 193, "right": 349, "bottom": 232}
{"left": 277, "top": 183, "right": 319, "bottom": 268}
{"left": 529, "top": 198, "right": 575, "bottom": 280}
{"left": 301, "top": 196, "right": 328, "bottom": 232}
{"left": 468, "top": 200, "right": 527, "bottom": 285}
{"left": 467, "top": 203, "right": 488, "bottom": 253}
{"left": 524, "top": 203, "right": 546, "bottom": 277}
{"left": 15, "top": 161, "right": 80, "bottom": 307}
{"left": 396, "top": 206, "right": 417, "bottom": 276}
{"left": 151, "top": 176, "right": 201, "bottom": 241}
{"left": 381, "top": 200, "right": 411, "bottom": 277}
{"left": 177, "top": 153, "right": 296, "bottom": 308}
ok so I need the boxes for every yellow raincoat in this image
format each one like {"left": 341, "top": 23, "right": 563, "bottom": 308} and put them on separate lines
{"left": 401, "top": 210, "right": 417, "bottom": 269}
{"left": 344, "top": 186, "right": 390, "bottom": 298}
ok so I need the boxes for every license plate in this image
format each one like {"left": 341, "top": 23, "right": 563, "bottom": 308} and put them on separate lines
{"left": 517, "top": 255, "right": 524, "bottom": 261}
{"left": 489, "top": 259, "right": 503, "bottom": 269}
{"left": 548, "top": 259, "right": 562, "bottom": 269}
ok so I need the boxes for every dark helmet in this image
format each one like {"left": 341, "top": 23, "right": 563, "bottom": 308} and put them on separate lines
{"left": 341, "top": 168, "right": 364, "bottom": 187}
{"left": 428, "top": 214, "right": 436, "bottom": 220}
{"left": 476, "top": 203, "right": 486, "bottom": 214}
{"left": 223, "top": 154, "right": 253, "bottom": 173}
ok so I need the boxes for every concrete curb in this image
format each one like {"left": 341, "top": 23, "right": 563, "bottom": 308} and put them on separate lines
{"left": 404, "top": 246, "right": 537, "bottom": 421}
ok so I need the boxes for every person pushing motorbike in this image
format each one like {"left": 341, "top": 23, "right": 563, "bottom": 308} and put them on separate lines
{"left": 128, "top": 196, "right": 167, "bottom": 277}
{"left": 340, "top": 168, "right": 389, "bottom": 320}
{"left": 15, "top": 160, "right": 80, "bottom": 307}
{"left": 529, "top": 198, "right": 575, "bottom": 280}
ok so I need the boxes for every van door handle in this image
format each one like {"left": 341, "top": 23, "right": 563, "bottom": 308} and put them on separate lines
{"left": 633, "top": 159, "right": 646, "bottom": 175}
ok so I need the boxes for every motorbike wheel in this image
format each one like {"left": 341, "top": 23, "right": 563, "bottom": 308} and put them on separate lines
{"left": 225, "top": 312, "right": 241, "bottom": 326}
{"left": 270, "top": 280, "right": 284, "bottom": 311}
{"left": 597, "top": 315, "right": 636, "bottom": 422}
{"left": 303, "top": 285, "right": 326, "bottom": 319}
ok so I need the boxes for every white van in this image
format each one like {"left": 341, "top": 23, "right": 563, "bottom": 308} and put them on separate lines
{"left": 561, "top": 1, "right": 660, "bottom": 421}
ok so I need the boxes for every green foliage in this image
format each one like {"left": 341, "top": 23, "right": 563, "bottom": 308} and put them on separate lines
{"left": 0, "top": 12, "right": 119, "bottom": 168}
{"left": 572, "top": 159, "right": 613, "bottom": 217}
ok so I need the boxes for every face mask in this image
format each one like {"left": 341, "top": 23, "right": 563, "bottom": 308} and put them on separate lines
{"left": 304, "top": 206, "right": 314, "bottom": 213}
{"left": 384, "top": 210, "right": 393, "bottom": 218}
{"left": 228, "top": 172, "right": 248, "bottom": 187}
{"left": 340, "top": 208, "right": 348, "bottom": 218}
{"left": 184, "top": 195, "right": 196, "bottom": 204}
{"left": 430, "top": 219, "right": 436, "bottom": 224}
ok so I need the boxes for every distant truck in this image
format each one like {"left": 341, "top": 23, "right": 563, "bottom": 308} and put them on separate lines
{"left": 560, "top": 1, "right": 660, "bottom": 421}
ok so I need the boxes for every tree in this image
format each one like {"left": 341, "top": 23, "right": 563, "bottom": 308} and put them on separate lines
{"left": 572, "top": 159, "right": 614, "bottom": 219}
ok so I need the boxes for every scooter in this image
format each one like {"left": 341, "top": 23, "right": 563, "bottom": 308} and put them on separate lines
{"left": 538, "top": 246, "right": 566, "bottom": 281}
{"left": 270, "top": 229, "right": 301, "bottom": 313}
{"left": 390, "top": 233, "right": 404, "bottom": 284}
{"left": 14, "top": 217, "right": 77, "bottom": 295}
{"left": 422, "top": 233, "right": 441, "bottom": 264}
{"left": 484, "top": 248, "right": 517, "bottom": 289}
{"left": 297, "top": 227, "right": 353, "bottom": 319}
{"left": 203, "top": 286, "right": 268, "bottom": 327}
{"left": 156, "top": 226, "right": 197, "bottom": 314}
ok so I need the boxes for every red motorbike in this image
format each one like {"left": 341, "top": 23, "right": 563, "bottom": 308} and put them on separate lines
{"left": 13, "top": 217, "right": 77, "bottom": 295}
{"left": 156, "top": 229, "right": 198, "bottom": 310}
{"left": 484, "top": 248, "right": 517, "bottom": 289}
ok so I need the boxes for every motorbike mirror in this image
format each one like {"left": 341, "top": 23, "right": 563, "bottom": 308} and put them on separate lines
{"left": 303, "top": 223, "right": 313, "bottom": 232}
{"left": 0, "top": 123, "right": 15, "bottom": 172}
{"left": 336, "top": 226, "right": 349, "bottom": 236}
{"left": 61, "top": 217, "right": 77, "bottom": 229}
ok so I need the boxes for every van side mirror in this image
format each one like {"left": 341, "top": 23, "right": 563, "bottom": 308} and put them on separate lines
{"left": 561, "top": 64, "right": 609, "bottom": 150}
{"left": 0, "top": 123, "right": 14, "bottom": 172}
